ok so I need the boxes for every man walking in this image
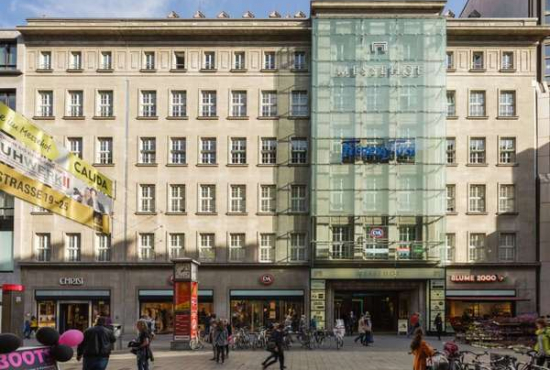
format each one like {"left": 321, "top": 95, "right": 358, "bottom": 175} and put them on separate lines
{"left": 77, "top": 317, "right": 117, "bottom": 370}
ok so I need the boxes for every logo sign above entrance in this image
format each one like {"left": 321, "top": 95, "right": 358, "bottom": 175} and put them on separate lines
{"left": 450, "top": 274, "right": 506, "bottom": 283}
{"left": 369, "top": 227, "right": 385, "bottom": 239}
{"left": 260, "top": 274, "right": 274, "bottom": 286}
{"left": 59, "top": 277, "right": 84, "bottom": 286}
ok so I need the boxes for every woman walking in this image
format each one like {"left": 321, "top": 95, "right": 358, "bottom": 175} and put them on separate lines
{"left": 534, "top": 318, "right": 550, "bottom": 367}
{"left": 354, "top": 314, "right": 366, "bottom": 345}
{"left": 132, "top": 319, "right": 153, "bottom": 370}
{"left": 410, "top": 328, "right": 435, "bottom": 370}
{"left": 364, "top": 312, "right": 373, "bottom": 346}
{"left": 434, "top": 313, "right": 443, "bottom": 341}
{"left": 263, "top": 323, "right": 285, "bottom": 370}
{"left": 214, "top": 320, "right": 228, "bottom": 364}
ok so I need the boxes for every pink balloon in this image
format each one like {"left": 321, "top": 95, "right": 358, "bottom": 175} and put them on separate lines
{"left": 58, "top": 330, "right": 84, "bottom": 347}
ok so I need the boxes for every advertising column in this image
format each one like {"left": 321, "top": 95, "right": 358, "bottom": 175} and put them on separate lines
{"left": 171, "top": 258, "right": 199, "bottom": 350}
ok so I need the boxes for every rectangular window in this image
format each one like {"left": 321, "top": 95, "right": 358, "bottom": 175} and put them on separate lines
{"left": 230, "top": 138, "right": 247, "bottom": 164}
{"left": 143, "top": 52, "right": 155, "bottom": 70}
{"left": 291, "top": 185, "right": 307, "bottom": 213}
{"left": 96, "top": 234, "right": 111, "bottom": 262}
{"left": 499, "top": 138, "right": 516, "bottom": 164}
{"left": 36, "top": 233, "right": 51, "bottom": 262}
{"left": 291, "top": 138, "right": 308, "bottom": 164}
{"left": 469, "top": 184, "right": 486, "bottom": 213}
{"left": 0, "top": 90, "right": 16, "bottom": 110}
{"left": 446, "top": 138, "right": 456, "bottom": 164}
{"left": 472, "top": 51, "right": 484, "bottom": 70}
{"left": 170, "top": 91, "right": 187, "bottom": 117}
{"left": 233, "top": 52, "right": 245, "bottom": 70}
{"left": 0, "top": 42, "right": 17, "bottom": 70}
{"left": 169, "top": 184, "right": 185, "bottom": 213}
{"left": 469, "top": 233, "right": 485, "bottom": 262}
{"left": 444, "top": 234, "right": 455, "bottom": 263}
{"left": 446, "top": 185, "right": 456, "bottom": 213}
{"left": 100, "top": 51, "right": 112, "bottom": 70}
{"left": 499, "top": 91, "right": 516, "bottom": 117}
{"left": 469, "top": 138, "right": 486, "bottom": 164}
{"left": 469, "top": 91, "right": 486, "bottom": 117}
{"left": 140, "top": 91, "right": 157, "bottom": 117}
{"left": 260, "top": 185, "right": 276, "bottom": 213}
{"left": 502, "top": 52, "right": 514, "bottom": 70}
{"left": 173, "top": 51, "right": 185, "bottom": 70}
{"left": 199, "top": 233, "right": 215, "bottom": 261}
{"left": 139, "top": 233, "right": 155, "bottom": 261}
{"left": 39, "top": 51, "right": 52, "bottom": 70}
{"left": 294, "top": 51, "right": 307, "bottom": 70}
{"left": 203, "top": 52, "right": 216, "bottom": 70}
{"left": 230, "top": 185, "right": 246, "bottom": 213}
{"left": 97, "top": 137, "right": 113, "bottom": 164}
{"left": 67, "top": 137, "right": 83, "bottom": 159}
{"left": 447, "top": 91, "right": 456, "bottom": 117}
{"left": 200, "top": 91, "right": 217, "bottom": 117}
{"left": 445, "top": 51, "right": 454, "bottom": 70}
{"left": 229, "top": 233, "right": 245, "bottom": 262}
{"left": 66, "top": 233, "right": 81, "bottom": 262}
{"left": 332, "top": 226, "right": 352, "bottom": 259}
{"left": 261, "top": 91, "right": 278, "bottom": 117}
{"left": 259, "top": 234, "right": 275, "bottom": 263}
{"left": 231, "top": 91, "right": 247, "bottom": 117}
{"left": 139, "top": 137, "right": 156, "bottom": 164}
{"left": 38, "top": 91, "right": 53, "bottom": 117}
{"left": 290, "top": 233, "right": 306, "bottom": 261}
{"left": 264, "top": 52, "right": 276, "bottom": 70}
{"left": 169, "top": 137, "right": 186, "bottom": 164}
{"left": 499, "top": 184, "right": 515, "bottom": 213}
{"left": 139, "top": 184, "right": 156, "bottom": 213}
{"left": 291, "top": 91, "right": 308, "bottom": 117}
{"left": 169, "top": 233, "right": 185, "bottom": 259}
{"left": 199, "top": 185, "right": 216, "bottom": 213}
{"left": 97, "top": 91, "right": 113, "bottom": 117}
{"left": 200, "top": 138, "right": 216, "bottom": 164}
{"left": 67, "top": 91, "right": 83, "bottom": 117}
{"left": 69, "top": 52, "right": 82, "bottom": 70}
{"left": 261, "top": 138, "right": 277, "bottom": 164}
{"left": 498, "top": 233, "right": 516, "bottom": 262}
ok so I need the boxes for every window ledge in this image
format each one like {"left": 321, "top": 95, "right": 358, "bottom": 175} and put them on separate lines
{"left": 446, "top": 115, "right": 459, "bottom": 120}
{"left": 469, "top": 68, "right": 486, "bottom": 73}
{"left": 257, "top": 116, "right": 280, "bottom": 120}
{"left": 496, "top": 212, "right": 518, "bottom": 216}
{"left": 166, "top": 163, "right": 188, "bottom": 167}
{"left": 200, "top": 69, "right": 217, "bottom": 73}
{"left": 32, "top": 116, "right": 55, "bottom": 120}
{"left": 166, "top": 116, "right": 189, "bottom": 120}
{"left": 135, "top": 212, "right": 158, "bottom": 215}
{"left": 466, "top": 163, "right": 488, "bottom": 167}
{"left": 227, "top": 164, "right": 248, "bottom": 167}
{"left": 30, "top": 212, "right": 52, "bottom": 216}
{"left": 496, "top": 116, "right": 518, "bottom": 120}
{"left": 93, "top": 163, "right": 115, "bottom": 167}
{"left": 135, "top": 163, "right": 158, "bottom": 167}
{"left": 289, "top": 163, "right": 309, "bottom": 167}
{"left": 446, "top": 212, "right": 458, "bottom": 216}
{"left": 165, "top": 212, "right": 187, "bottom": 216}
{"left": 446, "top": 68, "right": 456, "bottom": 73}
{"left": 66, "top": 69, "right": 84, "bottom": 73}
{"left": 290, "top": 69, "right": 309, "bottom": 73}
{"left": 256, "top": 212, "right": 277, "bottom": 216}
{"left": 169, "top": 69, "right": 187, "bottom": 73}
{"left": 63, "top": 116, "right": 86, "bottom": 120}
{"left": 97, "top": 69, "right": 114, "bottom": 73}
{"left": 0, "top": 69, "right": 23, "bottom": 76}
{"left": 196, "top": 164, "right": 218, "bottom": 167}
{"left": 226, "top": 212, "right": 248, "bottom": 216}
{"left": 195, "top": 212, "right": 218, "bottom": 216}
{"left": 287, "top": 116, "right": 310, "bottom": 120}
{"left": 227, "top": 116, "right": 249, "bottom": 120}
{"left": 499, "top": 68, "right": 516, "bottom": 73}
{"left": 287, "top": 212, "right": 309, "bottom": 215}
{"left": 446, "top": 163, "right": 458, "bottom": 167}
{"left": 92, "top": 116, "right": 116, "bottom": 120}
{"left": 260, "top": 69, "right": 279, "bottom": 73}
{"left": 466, "top": 116, "right": 489, "bottom": 120}
{"left": 230, "top": 69, "right": 248, "bottom": 73}
{"left": 466, "top": 212, "right": 488, "bottom": 215}
{"left": 197, "top": 116, "right": 219, "bottom": 120}
{"left": 36, "top": 69, "right": 53, "bottom": 73}
{"left": 496, "top": 163, "right": 518, "bottom": 167}
{"left": 136, "top": 116, "right": 159, "bottom": 120}
{"left": 140, "top": 69, "right": 157, "bottom": 73}
{"left": 257, "top": 164, "right": 278, "bottom": 167}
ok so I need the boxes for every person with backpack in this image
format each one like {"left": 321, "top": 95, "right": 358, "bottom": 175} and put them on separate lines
{"left": 77, "top": 316, "right": 116, "bottom": 370}
{"left": 534, "top": 318, "right": 550, "bottom": 367}
{"left": 262, "top": 323, "right": 285, "bottom": 370}
{"left": 214, "top": 320, "right": 228, "bottom": 364}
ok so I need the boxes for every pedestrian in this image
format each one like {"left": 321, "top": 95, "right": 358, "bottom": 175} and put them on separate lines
{"left": 76, "top": 316, "right": 116, "bottom": 370}
{"left": 410, "top": 328, "right": 435, "bottom": 370}
{"left": 130, "top": 319, "right": 153, "bottom": 370}
{"left": 348, "top": 311, "right": 356, "bottom": 336}
{"left": 364, "top": 312, "right": 373, "bottom": 346}
{"left": 23, "top": 315, "right": 31, "bottom": 339}
{"left": 434, "top": 313, "right": 443, "bottom": 341}
{"left": 408, "top": 312, "right": 420, "bottom": 337}
{"left": 354, "top": 314, "right": 366, "bottom": 345}
{"left": 262, "top": 323, "right": 285, "bottom": 370}
{"left": 223, "top": 319, "right": 232, "bottom": 359}
{"left": 214, "top": 320, "right": 228, "bottom": 364}
{"left": 30, "top": 315, "right": 38, "bottom": 337}
{"left": 534, "top": 318, "right": 550, "bottom": 367}
{"left": 140, "top": 311, "right": 155, "bottom": 339}
{"left": 209, "top": 319, "right": 218, "bottom": 361}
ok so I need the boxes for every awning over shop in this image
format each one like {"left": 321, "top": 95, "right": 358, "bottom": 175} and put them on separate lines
{"left": 230, "top": 290, "right": 304, "bottom": 299}
{"left": 35, "top": 289, "right": 110, "bottom": 299}
{"left": 138, "top": 289, "right": 213, "bottom": 297}
{"left": 446, "top": 297, "right": 529, "bottom": 301}
{"left": 446, "top": 289, "right": 516, "bottom": 297}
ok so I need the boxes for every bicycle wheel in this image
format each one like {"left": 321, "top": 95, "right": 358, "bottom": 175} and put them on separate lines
{"left": 336, "top": 337, "right": 343, "bottom": 350}
{"left": 189, "top": 338, "right": 198, "bottom": 350}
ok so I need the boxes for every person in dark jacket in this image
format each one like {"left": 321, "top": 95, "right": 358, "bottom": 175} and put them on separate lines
{"left": 434, "top": 313, "right": 443, "bottom": 341}
{"left": 262, "top": 323, "right": 285, "bottom": 370}
{"left": 131, "top": 320, "right": 153, "bottom": 370}
{"left": 77, "top": 316, "right": 117, "bottom": 370}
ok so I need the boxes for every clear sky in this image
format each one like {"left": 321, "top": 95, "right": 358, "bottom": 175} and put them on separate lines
{"left": 0, "top": 0, "right": 469, "bottom": 28}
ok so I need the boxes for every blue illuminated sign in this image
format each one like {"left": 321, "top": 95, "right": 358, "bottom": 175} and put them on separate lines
{"left": 342, "top": 138, "right": 415, "bottom": 164}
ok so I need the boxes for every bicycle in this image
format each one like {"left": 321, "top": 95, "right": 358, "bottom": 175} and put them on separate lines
{"left": 492, "top": 349, "right": 550, "bottom": 370}
{"left": 458, "top": 350, "right": 490, "bottom": 370}
{"left": 189, "top": 335, "right": 205, "bottom": 350}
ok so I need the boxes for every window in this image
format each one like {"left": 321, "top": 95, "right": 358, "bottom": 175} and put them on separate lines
{"left": 229, "top": 233, "right": 245, "bottom": 262}
{"left": 499, "top": 138, "right": 516, "bottom": 164}
{"left": 66, "top": 234, "right": 81, "bottom": 262}
{"left": 261, "top": 91, "right": 278, "bottom": 117}
{"left": 169, "top": 185, "right": 185, "bottom": 213}
{"left": 259, "top": 234, "right": 275, "bottom": 262}
{"left": 447, "top": 91, "right": 456, "bottom": 117}
{"left": 290, "top": 233, "right": 307, "bottom": 261}
{"left": 472, "top": 51, "right": 484, "bottom": 70}
{"left": 139, "top": 137, "right": 156, "bottom": 164}
{"left": 469, "top": 138, "right": 486, "bottom": 164}
{"left": 67, "top": 91, "right": 83, "bottom": 117}
{"left": 140, "top": 91, "right": 157, "bottom": 117}
{"left": 96, "top": 137, "right": 113, "bottom": 164}
{"left": 469, "top": 233, "right": 485, "bottom": 262}
{"left": 36, "top": 233, "right": 51, "bottom": 262}
{"left": 0, "top": 42, "right": 16, "bottom": 70}
{"left": 469, "top": 91, "right": 486, "bottom": 117}
{"left": 291, "top": 91, "right": 308, "bottom": 117}
{"left": 499, "top": 184, "right": 515, "bottom": 213}
{"left": 230, "top": 138, "right": 247, "bottom": 164}
{"left": 0, "top": 90, "right": 16, "bottom": 110}
{"left": 372, "top": 42, "right": 387, "bottom": 55}
{"left": 100, "top": 52, "right": 112, "bottom": 70}
{"left": 139, "top": 184, "right": 156, "bottom": 213}
{"left": 203, "top": 52, "right": 216, "bottom": 70}
{"left": 169, "top": 138, "right": 186, "bottom": 164}
{"left": 67, "top": 137, "right": 83, "bottom": 159}
{"left": 170, "top": 91, "right": 187, "bottom": 117}
{"left": 294, "top": 51, "right": 307, "bottom": 70}
{"left": 499, "top": 91, "right": 516, "bottom": 117}
{"left": 169, "top": 233, "right": 185, "bottom": 259}
{"left": 234, "top": 52, "right": 245, "bottom": 70}
{"left": 0, "top": 192, "right": 14, "bottom": 217}
{"left": 260, "top": 185, "right": 276, "bottom": 213}
{"left": 498, "top": 233, "right": 516, "bottom": 262}
{"left": 199, "top": 233, "right": 215, "bottom": 261}
{"left": 469, "top": 184, "right": 486, "bottom": 213}
{"left": 173, "top": 51, "right": 185, "bottom": 70}
{"left": 38, "top": 91, "right": 53, "bottom": 117}
{"left": 39, "top": 51, "right": 52, "bottom": 70}
{"left": 143, "top": 52, "right": 155, "bottom": 70}
{"left": 502, "top": 52, "right": 514, "bottom": 70}
{"left": 446, "top": 138, "right": 456, "bottom": 164}
{"left": 200, "top": 138, "right": 216, "bottom": 164}
{"left": 332, "top": 226, "right": 352, "bottom": 259}
{"left": 97, "top": 91, "right": 113, "bottom": 117}
{"left": 230, "top": 185, "right": 246, "bottom": 213}
{"left": 291, "top": 138, "right": 308, "bottom": 164}
{"left": 264, "top": 52, "right": 276, "bottom": 70}
{"left": 446, "top": 185, "right": 456, "bottom": 213}
{"left": 444, "top": 234, "right": 455, "bottom": 263}
{"left": 445, "top": 51, "right": 454, "bottom": 70}
{"left": 199, "top": 185, "right": 216, "bottom": 213}
{"left": 96, "top": 234, "right": 111, "bottom": 262}
{"left": 261, "top": 138, "right": 277, "bottom": 164}
{"left": 231, "top": 91, "right": 247, "bottom": 117}
{"left": 200, "top": 91, "right": 217, "bottom": 117}
{"left": 139, "top": 233, "right": 155, "bottom": 261}
{"left": 291, "top": 185, "right": 307, "bottom": 213}
{"left": 69, "top": 52, "right": 82, "bottom": 70}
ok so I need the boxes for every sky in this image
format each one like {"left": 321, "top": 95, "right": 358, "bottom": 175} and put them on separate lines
{"left": 0, "top": 0, "right": 469, "bottom": 28}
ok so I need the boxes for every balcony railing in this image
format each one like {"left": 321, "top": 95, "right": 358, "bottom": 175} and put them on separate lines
{"left": 315, "top": 241, "right": 439, "bottom": 262}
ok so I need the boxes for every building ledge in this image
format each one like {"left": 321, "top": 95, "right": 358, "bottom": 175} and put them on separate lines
{"left": 496, "top": 116, "right": 519, "bottom": 120}
{"left": 97, "top": 68, "right": 114, "bottom": 73}
{"left": 166, "top": 116, "right": 189, "bottom": 120}
{"left": 446, "top": 262, "right": 540, "bottom": 268}
{"left": 92, "top": 116, "right": 116, "bottom": 120}
{"left": 18, "top": 261, "right": 310, "bottom": 269}
{"left": 0, "top": 69, "right": 23, "bottom": 76}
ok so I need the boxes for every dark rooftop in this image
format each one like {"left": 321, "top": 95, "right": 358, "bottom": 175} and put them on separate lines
{"left": 459, "top": 0, "right": 528, "bottom": 18}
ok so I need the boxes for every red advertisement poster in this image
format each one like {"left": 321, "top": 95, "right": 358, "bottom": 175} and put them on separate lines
{"left": 173, "top": 281, "right": 199, "bottom": 340}
{"left": 190, "top": 282, "right": 198, "bottom": 339}
{"left": 174, "top": 282, "right": 191, "bottom": 311}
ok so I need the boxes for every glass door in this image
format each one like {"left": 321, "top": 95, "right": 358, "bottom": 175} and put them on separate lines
{"left": 58, "top": 301, "right": 91, "bottom": 333}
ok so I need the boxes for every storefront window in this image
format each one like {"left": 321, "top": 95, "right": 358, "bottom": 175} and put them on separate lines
{"left": 447, "top": 301, "right": 513, "bottom": 321}
{"left": 38, "top": 301, "right": 56, "bottom": 328}
{"left": 230, "top": 298, "right": 304, "bottom": 331}
{"left": 141, "top": 303, "right": 174, "bottom": 334}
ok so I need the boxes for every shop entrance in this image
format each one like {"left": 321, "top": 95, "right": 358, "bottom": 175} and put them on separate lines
{"left": 58, "top": 302, "right": 90, "bottom": 333}
{"left": 335, "top": 292, "right": 400, "bottom": 332}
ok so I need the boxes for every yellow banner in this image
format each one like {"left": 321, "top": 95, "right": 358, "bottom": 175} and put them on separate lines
{"left": 0, "top": 103, "right": 114, "bottom": 198}
{"left": 0, "top": 162, "right": 110, "bottom": 234}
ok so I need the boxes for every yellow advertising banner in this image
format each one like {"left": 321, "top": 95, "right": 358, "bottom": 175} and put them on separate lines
{"left": 0, "top": 162, "right": 110, "bottom": 234}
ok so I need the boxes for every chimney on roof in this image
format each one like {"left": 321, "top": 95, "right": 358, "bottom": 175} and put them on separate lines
{"left": 269, "top": 11, "right": 281, "bottom": 18}
{"left": 167, "top": 11, "right": 180, "bottom": 19}
{"left": 294, "top": 11, "right": 306, "bottom": 18}
{"left": 444, "top": 10, "right": 455, "bottom": 18}
{"left": 217, "top": 11, "right": 230, "bottom": 18}
{"left": 193, "top": 10, "right": 206, "bottom": 18}
{"left": 242, "top": 10, "right": 255, "bottom": 18}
